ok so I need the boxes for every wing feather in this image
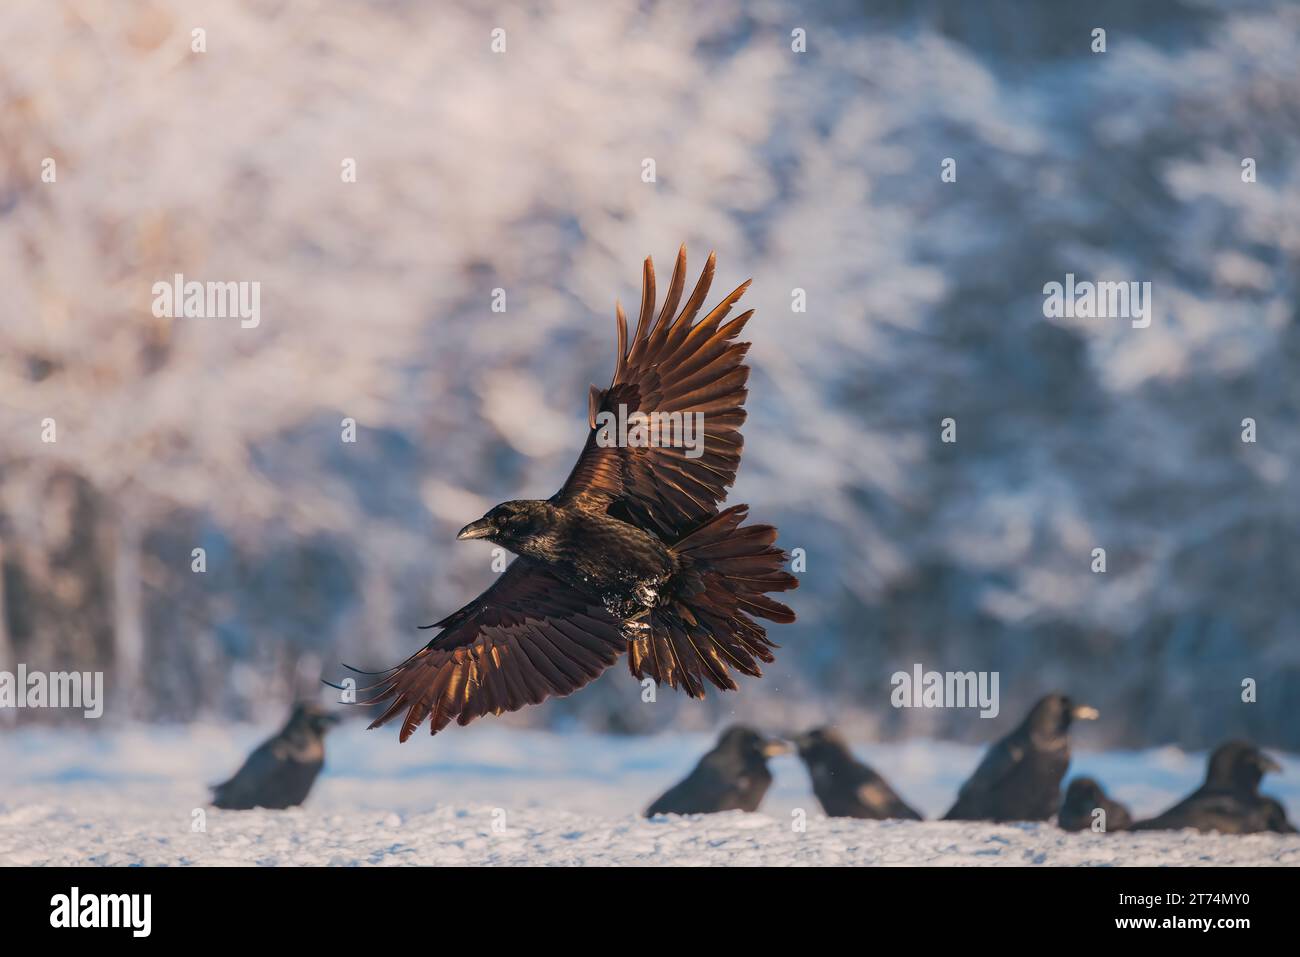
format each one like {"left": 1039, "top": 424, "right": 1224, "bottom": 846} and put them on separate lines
{"left": 554, "top": 246, "right": 753, "bottom": 542}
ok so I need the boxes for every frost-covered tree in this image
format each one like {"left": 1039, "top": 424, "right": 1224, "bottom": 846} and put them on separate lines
{"left": 0, "top": 0, "right": 1294, "bottom": 746}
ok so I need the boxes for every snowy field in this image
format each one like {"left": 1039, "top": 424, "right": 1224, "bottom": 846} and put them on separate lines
{"left": 1, "top": 722, "right": 1297, "bottom": 866}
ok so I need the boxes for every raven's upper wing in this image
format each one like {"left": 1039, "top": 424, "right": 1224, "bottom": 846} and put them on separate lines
{"left": 552, "top": 246, "right": 754, "bottom": 542}
{"left": 1264, "top": 798, "right": 1297, "bottom": 833}
{"left": 1131, "top": 790, "right": 1263, "bottom": 833}
{"left": 645, "top": 763, "right": 731, "bottom": 816}
{"left": 1129, "top": 792, "right": 1227, "bottom": 831}
{"left": 210, "top": 739, "right": 279, "bottom": 809}
{"left": 358, "top": 559, "right": 625, "bottom": 741}
{"left": 856, "top": 774, "right": 922, "bottom": 820}
{"left": 947, "top": 740, "right": 1025, "bottom": 815}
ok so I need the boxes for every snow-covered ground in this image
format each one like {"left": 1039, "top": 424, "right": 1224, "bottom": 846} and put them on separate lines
{"left": 1, "top": 723, "right": 1296, "bottom": 866}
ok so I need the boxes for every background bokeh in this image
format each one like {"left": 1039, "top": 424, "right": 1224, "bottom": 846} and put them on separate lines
{"left": 1, "top": 0, "right": 1296, "bottom": 749}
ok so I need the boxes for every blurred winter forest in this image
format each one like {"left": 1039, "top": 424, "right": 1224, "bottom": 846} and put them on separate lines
{"left": 1, "top": 0, "right": 1296, "bottom": 748}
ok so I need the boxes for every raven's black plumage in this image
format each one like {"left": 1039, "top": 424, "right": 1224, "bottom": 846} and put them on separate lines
{"left": 944, "top": 693, "right": 1098, "bottom": 822}
{"left": 793, "top": 727, "right": 922, "bottom": 820}
{"left": 1129, "top": 740, "right": 1295, "bottom": 834}
{"left": 1058, "top": 776, "right": 1132, "bottom": 832}
{"left": 644, "top": 725, "right": 788, "bottom": 816}
{"left": 211, "top": 703, "right": 340, "bottom": 810}
{"left": 352, "top": 247, "right": 798, "bottom": 740}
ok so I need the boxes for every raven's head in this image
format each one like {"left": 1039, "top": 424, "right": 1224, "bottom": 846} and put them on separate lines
{"left": 709, "top": 725, "right": 790, "bottom": 771}
{"left": 286, "top": 702, "right": 341, "bottom": 738}
{"left": 1205, "top": 740, "right": 1281, "bottom": 794}
{"left": 791, "top": 726, "right": 853, "bottom": 769}
{"left": 1026, "top": 692, "right": 1098, "bottom": 741}
{"left": 457, "top": 499, "right": 557, "bottom": 555}
{"left": 1062, "top": 776, "right": 1106, "bottom": 809}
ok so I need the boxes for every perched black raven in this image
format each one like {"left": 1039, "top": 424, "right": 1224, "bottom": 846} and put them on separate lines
{"left": 793, "top": 726, "right": 922, "bottom": 820}
{"left": 644, "top": 725, "right": 789, "bottom": 816}
{"left": 943, "top": 693, "right": 1098, "bottom": 822}
{"left": 1129, "top": 740, "right": 1295, "bottom": 834}
{"left": 350, "top": 247, "right": 797, "bottom": 740}
{"left": 211, "top": 703, "right": 340, "bottom": 810}
{"left": 1058, "top": 776, "right": 1132, "bottom": 832}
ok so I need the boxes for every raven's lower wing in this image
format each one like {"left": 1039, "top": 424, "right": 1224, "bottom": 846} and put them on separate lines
{"left": 358, "top": 559, "right": 626, "bottom": 741}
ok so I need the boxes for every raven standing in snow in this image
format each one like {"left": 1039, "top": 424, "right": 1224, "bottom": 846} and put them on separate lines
{"left": 211, "top": 703, "right": 340, "bottom": 810}
{"left": 349, "top": 247, "right": 797, "bottom": 740}
{"left": 944, "top": 693, "right": 1098, "bottom": 822}
{"left": 1129, "top": 740, "right": 1295, "bottom": 834}
{"left": 1057, "top": 776, "right": 1132, "bottom": 832}
{"left": 793, "top": 726, "right": 922, "bottom": 820}
{"left": 644, "top": 725, "right": 789, "bottom": 816}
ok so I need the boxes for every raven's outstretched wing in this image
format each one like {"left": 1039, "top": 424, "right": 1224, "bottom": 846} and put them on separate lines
{"left": 358, "top": 559, "right": 625, "bottom": 740}
{"left": 553, "top": 246, "right": 754, "bottom": 543}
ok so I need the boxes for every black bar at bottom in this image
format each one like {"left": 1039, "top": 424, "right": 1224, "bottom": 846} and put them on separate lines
{"left": 0, "top": 865, "right": 1287, "bottom": 941}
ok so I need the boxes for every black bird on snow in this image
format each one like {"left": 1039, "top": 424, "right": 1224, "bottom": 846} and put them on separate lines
{"left": 211, "top": 703, "right": 340, "bottom": 810}
{"left": 944, "top": 693, "right": 1098, "bottom": 822}
{"left": 1058, "top": 776, "right": 1132, "bottom": 832}
{"left": 645, "top": 725, "right": 789, "bottom": 816}
{"left": 1129, "top": 740, "right": 1295, "bottom": 834}
{"left": 793, "top": 727, "right": 922, "bottom": 820}
{"left": 346, "top": 247, "right": 797, "bottom": 740}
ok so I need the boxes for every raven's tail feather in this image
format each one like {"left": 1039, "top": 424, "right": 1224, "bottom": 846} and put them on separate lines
{"left": 627, "top": 505, "right": 797, "bottom": 698}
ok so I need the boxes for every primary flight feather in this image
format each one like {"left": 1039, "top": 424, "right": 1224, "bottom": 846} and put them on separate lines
{"left": 350, "top": 246, "right": 797, "bottom": 741}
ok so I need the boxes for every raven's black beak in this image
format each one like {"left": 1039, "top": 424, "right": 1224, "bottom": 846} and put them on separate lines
{"left": 456, "top": 517, "right": 495, "bottom": 541}
{"left": 1259, "top": 753, "right": 1282, "bottom": 774}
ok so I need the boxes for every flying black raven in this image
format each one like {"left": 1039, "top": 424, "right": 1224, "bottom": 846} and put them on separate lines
{"left": 1058, "top": 776, "right": 1132, "bottom": 832}
{"left": 943, "top": 693, "right": 1098, "bottom": 822}
{"left": 793, "top": 726, "right": 923, "bottom": 820}
{"left": 211, "top": 702, "right": 340, "bottom": 810}
{"left": 1129, "top": 740, "right": 1295, "bottom": 834}
{"left": 351, "top": 247, "right": 797, "bottom": 740}
{"left": 645, "top": 725, "right": 789, "bottom": 816}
